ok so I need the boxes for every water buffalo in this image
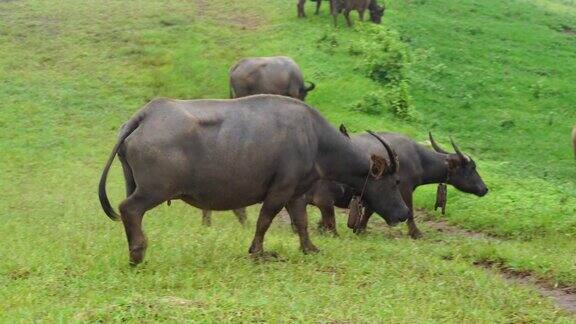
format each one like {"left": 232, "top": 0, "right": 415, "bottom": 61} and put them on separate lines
{"left": 201, "top": 56, "right": 315, "bottom": 226}
{"left": 229, "top": 56, "right": 315, "bottom": 101}
{"left": 330, "top": 0, "right": 385, "bottom": 27}
{"left": 99, "top": 95, "right": 410, "bottom": 265}
{"left": 311, "top": 131, "right": 488, "bottom": 238}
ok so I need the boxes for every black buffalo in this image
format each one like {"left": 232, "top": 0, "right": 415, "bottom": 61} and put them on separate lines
{"left": 330, "top": 0, "right": 385, "bottom": 27}
{"left": 309, "top": 131, "right": 488, "bottom": 238}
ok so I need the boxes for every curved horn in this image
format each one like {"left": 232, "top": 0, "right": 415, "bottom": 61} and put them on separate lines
{"left": 304, "top": 81, "right": 315, "bottom": 92}
{"left": 429, "top": 131, "right": 449, "bottom": 154}
{"left": 450, "top": 136, "right": 466, "bottom": 161}
{"left": 366, "top": 130, "right": 398, "bottom": 174}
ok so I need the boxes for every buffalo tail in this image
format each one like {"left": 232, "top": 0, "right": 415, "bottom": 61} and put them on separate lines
{"left": 98, "top": 116, "right": 141, "bottom": 221}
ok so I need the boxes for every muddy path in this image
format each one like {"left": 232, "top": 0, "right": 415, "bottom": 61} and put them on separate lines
{"left": 414, "top": 208, "right": 576, "bottom": 315}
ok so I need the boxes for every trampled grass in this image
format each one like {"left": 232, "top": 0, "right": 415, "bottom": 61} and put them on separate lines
{"left": 1, "top": 0, "right": 575, "bottom": 321}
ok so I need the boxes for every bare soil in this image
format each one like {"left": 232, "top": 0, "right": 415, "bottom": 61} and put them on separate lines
{"left": 475, "top": 260, "right": 576, "bottom": 314}
{"left": 416, "top": 208, "right": 576, "bottom": 314}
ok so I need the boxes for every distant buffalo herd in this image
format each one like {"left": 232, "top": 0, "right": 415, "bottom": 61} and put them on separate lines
{"left": 298, "top": 0, "right": 385, "bottom": 27}
{"left": 99, "top": 2, "right": 488, "bottom": 265}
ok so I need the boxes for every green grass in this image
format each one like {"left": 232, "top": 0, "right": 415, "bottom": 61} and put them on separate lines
{"left": 1, "top": 0, "right": 575, "bottom": 321}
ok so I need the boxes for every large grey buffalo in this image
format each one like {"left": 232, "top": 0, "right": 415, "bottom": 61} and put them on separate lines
{"left": 229, "top": 56, "right": 315, "bottom": 101}
{"left": 330, "top": 0, "right": 385, "bottom": 27}
{"left": 308, "top": 131, "right": 488, "bottom": 238}
{"left": 99, "top": 95, "right": 410, "bottom": 265}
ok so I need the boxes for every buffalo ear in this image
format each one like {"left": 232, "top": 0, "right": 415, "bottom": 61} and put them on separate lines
{"left": 370, "top": 154, "right": 388, "bottom": 179}
{"left": 446, "top": 155, "right": 460, "bottom": 170}
{"left": 339, "top": 124, "right": 350, "bottom": 138}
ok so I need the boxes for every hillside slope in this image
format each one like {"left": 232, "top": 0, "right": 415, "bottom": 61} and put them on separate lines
{"left": 0, "top": 0, "right": 574, "bottom": 321}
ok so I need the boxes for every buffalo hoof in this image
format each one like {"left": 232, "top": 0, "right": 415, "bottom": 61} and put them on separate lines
{"left": 250, "top": 251, "right": 281, "bottom": 262}
{"left": 302, "top": 244, "right": 320, "bottom": 254}
{"left": 354, "top": 227, "right": 367, "bottom": 235}
{"left": 129, "top": 254, "right": 145, "bottom": 267}
{"left": 317, "top": 226, "right": 339, "bottom": 237}
{"left": 128, "top": 244, "right": 147, "bottom": 266}
{"left": 409, "top": 229, "right": 423, "bottom": 239}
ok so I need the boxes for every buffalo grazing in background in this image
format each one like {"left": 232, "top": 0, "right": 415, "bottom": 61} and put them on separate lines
{"left": 330, "top": 0, "right": 385, "bottom": 27}
{"left": 229, "top": 56, "right": 315, "bottom": 101}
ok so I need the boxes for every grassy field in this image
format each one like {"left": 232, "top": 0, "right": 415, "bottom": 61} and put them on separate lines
{"left": 1, "top": 0, "right": 575, "bottom": 321}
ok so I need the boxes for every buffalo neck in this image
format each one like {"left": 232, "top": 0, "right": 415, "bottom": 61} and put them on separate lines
{"left": 416, "top": 148, "right": 449, "bottom": 186}
{"left": 315, "top": 123, "right": 369, "bottom": 191}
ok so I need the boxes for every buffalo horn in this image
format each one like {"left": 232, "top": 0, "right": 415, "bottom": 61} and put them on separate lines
{"left": 429, "top": 131, "right": 450, "bottom": 154}
{"left": 366, "top": 130, "right": 398, "bottom": 174}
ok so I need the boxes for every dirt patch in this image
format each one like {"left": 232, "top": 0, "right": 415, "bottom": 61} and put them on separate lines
{"left": 192, "top": 0, "right": 263, "bottom": 30}
{"left": 191, "top": 0, "right": 264, "bottom": 30}
{"left": 7, "top": 267, "right": 32, "bottom": 280}
{"left": 194, "top": 0, "right": 209, "bottom": 16}
{"left": 414, "top": 208, "right": 497, "bottom": 240}
{"left": 424, "top": 219, "right": 492, "bottom": 240}
{"left": 157, "top": 296, "right": 208, "bottom": 308}
{"left": 228, "top": 12, "right": 264, "bottom": 31}
{"left": 559, "top": 24, "right": 576, "bottom": 35}
{"left": 475, "top": 260, "right": 576, "bottom": 314}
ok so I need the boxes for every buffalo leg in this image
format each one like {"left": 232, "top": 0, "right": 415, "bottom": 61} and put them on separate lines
{"left": 315, "top": 0, "right": 321, "bottom": 15}
{"left": 248, "top": 201, "right": 284, "bottom": 256}
{"left": 359, "top": 9, "right": 365, "bottom": 21}
{"left": 344, "top": 9, "right": 352, "bottom": 27}
{"left": 355, "top": 209, "right": 374, "bottom": 234}
{"left": 318, "top": 205, "right": 338, "bottom": 236}
{"left": 233, "top": 208, "right": 248, "bottom": 226}
{"left": 297, "top": 0, "right": 306, "bottom": 17}
{"left": 286, "top": 197, "right": 319, "bottom": 253}
{"left": 403, "top": 192, "right": 422, "bottom": 239}
{"left": 201, "top": 210, "right": 212, "bottom": 226}
{"left": 118, "top": 191, "right": 163, "bottom": 265}
{"left": 330, "top": 0, "right": 338, "bottom": 26}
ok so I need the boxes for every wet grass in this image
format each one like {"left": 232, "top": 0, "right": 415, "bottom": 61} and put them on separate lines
{"left": 1, "top": 0, "right": 575, "bottom": 321}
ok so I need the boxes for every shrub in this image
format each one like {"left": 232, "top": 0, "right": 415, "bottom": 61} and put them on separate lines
{"left": 352, "top": 81, "right": 414, "bottom": 119}
{"left": 354, "top": 24, "right": 410, "bottom": 85}
{"left": 353, "top": 92, "right": 383, "bottom": 115}
{"left": 351, "top": 25, "right": 414, "bottom": 119}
